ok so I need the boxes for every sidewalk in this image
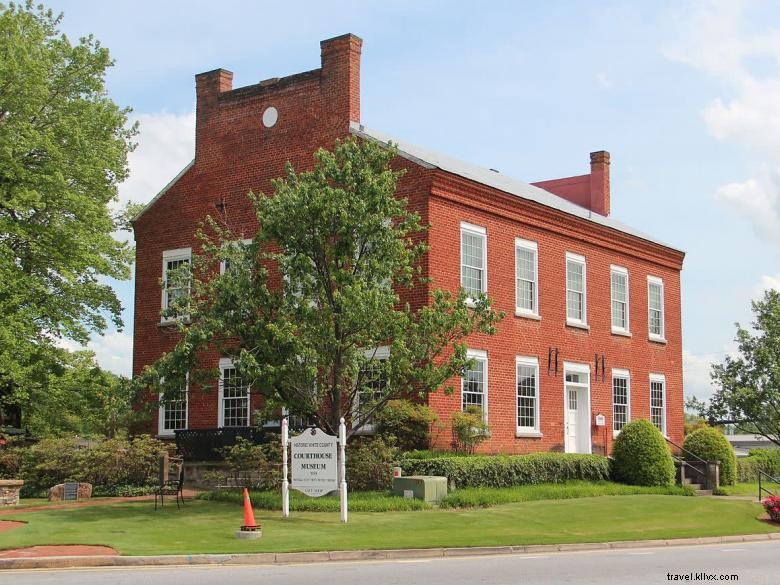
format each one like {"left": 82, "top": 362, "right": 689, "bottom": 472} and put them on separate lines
{"left": 1, "top": 532, "right": 779, "bottom": 570}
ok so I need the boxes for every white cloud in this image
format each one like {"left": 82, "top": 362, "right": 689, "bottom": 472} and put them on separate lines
{"left": 120, "top": 110, "right": 196, "bottom": 209}
{"left": 595, "top": 72, "right": 613, "bottom": 89}
{"left": 683, "top": 349, "right": 716, "bottom": 402}
{"left": 665, "top": 1, "right": 780, "bottom": 248}
{"left": 56, "top": 331, "right": 133, "bottom": 377}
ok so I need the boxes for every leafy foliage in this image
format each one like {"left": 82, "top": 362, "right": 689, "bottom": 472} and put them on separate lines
{"left": 0, "top": 2, "right": 137, "bottom": 426}
{"left": 737, "top": 448, "right": 780, "bottom": 482}
{"left": 0, "top": 434, "right": 167, "bottom": 495}
{"left": 396, "top": 452, "right": 610, "bottom": 489}
{"left": 611, "top": 419, "right": 675, "bottom": 486}
{"left": 140, "top": 137, "right": 503, "bottom": 436}
{"left": 450, "top": 406, "right": 490, "bottom": 453}
{"left": 704, "top": 290, "right": 780, "bottom": 447}
{"left": 205, "top": 437, "right": 281, "bottom": 491}
{"left": 374, "top": 399, "right": 439, "bottom": 452}
{"left": 345, "top": 436, "right": 399, "bottom": 491}
{"left": 683, "top": 426, "right": 737, "bottom": 486}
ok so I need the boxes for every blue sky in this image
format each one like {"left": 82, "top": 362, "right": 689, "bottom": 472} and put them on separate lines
{"left": 48, "top": 0, "right": 780, "bottom": 402}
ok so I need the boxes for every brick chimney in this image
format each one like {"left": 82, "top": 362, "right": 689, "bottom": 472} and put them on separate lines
{"left": 589, "top": 150, "right": 610, "bottom": 216}
{"left": 320, "top": 33, "right": 362, "bottom": 124}
{"left": 195, "top": 68, "right": 233, "bottom": 160}
{"left": 531, "top": 150, "right": 612, "bottom": 216}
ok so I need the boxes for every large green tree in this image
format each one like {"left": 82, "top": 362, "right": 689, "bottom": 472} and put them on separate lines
{"left": 142, "top": 138, "right": 503, "bottom": 436}
{"left": 0, "top": 2, "right": 137, "bottom": 425}
{"left": 705, "top": 289, "right": 780, "bottom": 447}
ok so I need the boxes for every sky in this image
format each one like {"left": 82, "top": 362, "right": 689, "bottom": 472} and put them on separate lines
{"left": 46, "top": 0, "right": 780, "bottom": 402}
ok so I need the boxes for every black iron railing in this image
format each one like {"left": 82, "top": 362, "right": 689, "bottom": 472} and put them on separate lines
{"left": 758, "top": 469, "right": 779, "bottom": 502}
{"left": 174, "top": 427, "right": 273, "bottom": 461}
{"left": 666, "top": 437, "right": 712, "bottom": 488}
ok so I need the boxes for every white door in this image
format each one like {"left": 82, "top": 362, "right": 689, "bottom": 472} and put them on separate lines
{"left": 565, "top": 386, "right": 579, "bottom": 453}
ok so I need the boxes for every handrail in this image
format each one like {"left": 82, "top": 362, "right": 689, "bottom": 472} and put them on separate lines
{"left": 758, "top": 469, "right": 779, "bottom": 502}
{"left": 665, "top": 437, "right": 709, "bottom": 465}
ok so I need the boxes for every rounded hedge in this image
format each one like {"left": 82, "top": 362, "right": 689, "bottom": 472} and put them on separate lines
{"left": 683, "top": 426, "right": 737, "bottom": 486}
{"left": 611, "top": 419, "right": 675, "bottom": 486}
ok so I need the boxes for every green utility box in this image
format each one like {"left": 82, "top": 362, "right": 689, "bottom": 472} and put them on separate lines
{"left": 392, "top": 475, "right": 448, "bottom": 503}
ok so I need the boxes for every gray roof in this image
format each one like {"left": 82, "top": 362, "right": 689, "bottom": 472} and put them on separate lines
{"left": 349, "top": 122, "right": 682, "bottom": 253}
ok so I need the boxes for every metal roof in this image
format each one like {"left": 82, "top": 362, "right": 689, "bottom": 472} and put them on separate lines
{"left": 349, "top": 122, "right": 682, "bottom": 253}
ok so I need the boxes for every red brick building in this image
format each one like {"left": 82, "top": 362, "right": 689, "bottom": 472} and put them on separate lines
{"left": 132, "top": 34, "right": 685, "bottom": 455}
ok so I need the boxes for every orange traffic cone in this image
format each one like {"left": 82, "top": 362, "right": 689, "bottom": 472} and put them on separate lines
{"left": 236, "top": 487, "right": 261, "bottom": 539}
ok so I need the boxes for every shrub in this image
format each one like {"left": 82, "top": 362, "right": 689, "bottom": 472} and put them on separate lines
{"left": 451, "top": 406, "right": 490, "bottom": 453}
{"left": 346, "top": 436, "right": 398, "bottom": 491}
{"left": 374, "top": 399, "right": 439, "bottom": 452}
{"left": 396, "top": 452, "right": 609, "bottom": 489}
{"left": 737, "top": 448, "right": 780, "bottom": 482}
{"left": 611, "top": 419, "right": 675, "bottom": 486}
{"left": 762, "top": 495, "right": 780, "bottom": 522}
{"left": 683, "top": 426, "right": 737, "bottom": 485}
{"left": 5, "top": 434, "right": 168, "bottom": 496}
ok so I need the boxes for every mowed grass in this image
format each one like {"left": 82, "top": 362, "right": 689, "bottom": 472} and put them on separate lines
{"left": 718, "top": 482, "right": 780, "bottom": 499}
{"left": 0, "top": 496, "right": 774, "bottom": 556}
{"left": 200, "top": 481, "right": 693, "bottom": 511}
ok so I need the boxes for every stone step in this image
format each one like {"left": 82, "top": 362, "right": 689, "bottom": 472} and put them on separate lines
{"left": 695, "top": 489, "right": 713, "bottom": 496}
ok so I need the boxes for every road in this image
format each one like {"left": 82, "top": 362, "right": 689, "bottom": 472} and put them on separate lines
{"left": 3, "top": 541, "right": 778, "bottom": 585}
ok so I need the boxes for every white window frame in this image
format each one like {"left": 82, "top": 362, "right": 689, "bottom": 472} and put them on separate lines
{"left": 647, "top": 275, "right": 666, "bottom": 342}
{"left": 161, "top": 247, "right": 192, "bottom": 323}
{"left": 218, "top": 358, "right": 251, "bottom": 428}
{"left": 610, "top": 265, "right": 630, "bottom": 335}
{"left": 219, "top": 238, "right": 253, "bottom": 274}
{"left": 565, "top": 252, "right": 587, "bottom": 328}
{"left": 460, "top": 222, "right": 487, "bottom": 304}
{"left": 158, "top": 377, "right": 188, "bottom": 437}
{"left": 611, "top": 368, "right": 631, "bottom": 437}
{"left": 516, "top": 356, "right": 541, "bottom": 437}
{"left": 462, "top": 348, "right": 488, "bottom": 420}
{"left": 515, "top": 238, "right": 539, "bottom": 318}
{"left": 353, "top": 346, "right": 391, "bottom": 434}
{"left": 650, "top": 373, "right": 667, "bottom": 436}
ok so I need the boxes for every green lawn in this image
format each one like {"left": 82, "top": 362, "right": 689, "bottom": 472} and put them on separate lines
{"left": 718, "top": 482, "right": 780, "bottom": 499}
{"left": 0, "top": 496, "right": 774, "bottom": 556}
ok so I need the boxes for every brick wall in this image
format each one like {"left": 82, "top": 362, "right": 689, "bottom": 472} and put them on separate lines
{"left": 133, "top": 34, "right": 684, "bottom": 455}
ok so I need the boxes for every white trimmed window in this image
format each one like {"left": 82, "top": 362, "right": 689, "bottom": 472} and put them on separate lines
{"left": 516, "top": 356, "right": 540, "bottom": 435}
{"left": 566, "top": 253, "right": 587, "bottom": 326}
{"left": 460, "top": 222, "right": 487, "bottom": 300}
{"left": 354, "top": 346, "right": 390, "bottom": 433}
{"left": 462, "top": 349, "right": 488, "bottom": 418}
{"left": 515, "top": 239, "right": 539, "bottom": 317}
{"left": 650, "top": 374, "right": 666, "bottom": 435}
{"left": 162, "top": 248, "right": 191, "bottom": 322}
{"left": 219, "top": 359, "right": 251, "bottom": 427}
{"left": 648, "top": 276, "right": 665, "bottom": 341}
{"left": 610, "top": 265, "right": 629, "bottom": 334}
{"left": 612, "top": 369, "right": 630, "bottom": 435}
{"left": 158, "top": 379, "right": 188, "bottom": 436}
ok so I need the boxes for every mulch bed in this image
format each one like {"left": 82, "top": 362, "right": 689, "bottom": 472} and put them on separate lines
{"left": 0, "top": 520, "right": 25, "bottom": 533}
{"left": 0, "top": 545, "right": 118, "bottom": 558}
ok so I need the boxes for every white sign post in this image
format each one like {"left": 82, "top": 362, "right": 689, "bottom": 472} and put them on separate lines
{"left": 281, "top": 417, "right": 290, "bottom": 518}
{"left": 338, "top": 417, "right": 348, "bottom": 523}
{"left": 282, "top": 421, "right": 348, "bottom": 523}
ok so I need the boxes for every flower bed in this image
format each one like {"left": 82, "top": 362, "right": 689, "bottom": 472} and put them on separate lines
{"left": 762, "top": 495, "right": 780, "bottom": 522}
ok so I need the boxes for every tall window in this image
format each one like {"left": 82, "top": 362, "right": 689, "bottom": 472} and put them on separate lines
{"left": 648, "top": 276, "right": 665, "bottom": 340}
{"left": 158, "top": 380, "right": 188, "bottom": 436}
{"left": 462, "top": 349, "right": 488, "bottom": 417}
{"left": 354, "top": 347, "right": 390, "bottom": 432}
{"left": 515, "top": 239, "right": 538, "bottom": 316}
{"left": 650, "top": 374, "right": 666, "bottom": 434}
{"left": 162, "top": 248, "right": 191, "bottom": 322}
{"left": 219, "top": 359, "right": 250, "bottom": 427}
{"left": 612, "top": 369, "right": 630, "bottom": 434}
{"left": 516, "top": 356, "right": 540, "bottom": 434}
{"left": 611, "top": 266, "right": 629, "bottom": 333}
{"left": 460, "top": 222, "right": 487, "bottom": 299}
{"left": 566, "top": 253, "right": 587, "bottom": 325}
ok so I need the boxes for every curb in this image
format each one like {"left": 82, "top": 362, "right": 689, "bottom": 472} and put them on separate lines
{"left": 2, "top": 533, "right": 780, "bottom": 570}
